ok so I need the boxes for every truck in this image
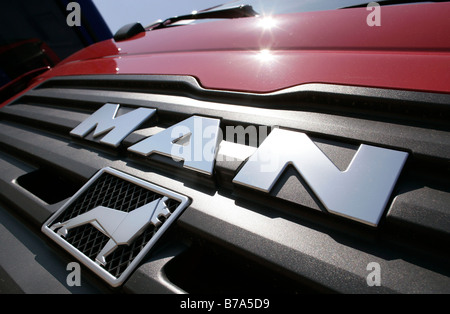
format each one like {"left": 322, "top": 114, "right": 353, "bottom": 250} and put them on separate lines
{"left": 0, "top": 0, "right": 449, "bottom": 295}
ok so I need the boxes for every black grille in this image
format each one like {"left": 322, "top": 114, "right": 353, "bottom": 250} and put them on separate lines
{"left": 1, "top": 75, "right": 449, "bottom": 292}
{"left": 52, "top": 172, "right": 180, "bottom": 278}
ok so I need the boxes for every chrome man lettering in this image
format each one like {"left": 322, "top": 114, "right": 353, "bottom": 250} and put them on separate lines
{"left": 70, "top": 103, "right": 155, "bottom": 147}
{"left": 233, "top": 128, "right": 408, "bottom": 226}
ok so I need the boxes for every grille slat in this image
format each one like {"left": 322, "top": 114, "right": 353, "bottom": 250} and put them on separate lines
{"left": 17, "top": 86, "right": 450, "bottom": 161}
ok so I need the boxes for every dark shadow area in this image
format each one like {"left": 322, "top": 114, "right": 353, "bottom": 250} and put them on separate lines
{"left": 16, "top": 167, "right": 83, "bottom": 205}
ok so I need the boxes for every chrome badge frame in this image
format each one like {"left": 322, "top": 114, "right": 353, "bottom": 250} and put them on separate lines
{"left": 42, "top": 167, "right": 190, "bottom": 287}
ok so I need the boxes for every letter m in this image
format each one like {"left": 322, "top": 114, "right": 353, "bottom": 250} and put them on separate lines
{"left": 70, "top": 104, "right": 156, "bottom": 147}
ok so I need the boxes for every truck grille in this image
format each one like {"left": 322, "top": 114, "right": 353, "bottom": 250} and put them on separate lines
{"left": 1, "top": 74, "right": 449, "bottom": 292}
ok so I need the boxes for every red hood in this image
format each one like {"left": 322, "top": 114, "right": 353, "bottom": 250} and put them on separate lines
{"left": 14, "top": 2, "right": 450, "bottom": 94}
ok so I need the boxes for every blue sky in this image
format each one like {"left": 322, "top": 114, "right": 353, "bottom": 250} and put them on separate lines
{"left": 92, "top": 0, "right": 226, "bottom": 34}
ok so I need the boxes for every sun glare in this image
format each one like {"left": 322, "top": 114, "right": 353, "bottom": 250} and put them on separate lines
{"left": 258, "top": 15, "right": 277, "bottom": 31}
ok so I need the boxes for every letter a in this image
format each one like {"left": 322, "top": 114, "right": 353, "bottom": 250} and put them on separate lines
{"left": 366, "top": 262, "right": 381, "bottom": 286}
{"left": 66, "top": 262, "right": 81, "bottom": 286}
{"left": 367, "top": 2, "right": 381, "bottom": 27}
{"left": 128, "top": 116, "right": 221, "bottom": 175}
{"left": 67, "top": 2, "right": 81, "bottom": 27}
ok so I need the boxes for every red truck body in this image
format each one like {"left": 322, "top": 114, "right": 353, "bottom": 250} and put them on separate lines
{"left": 2, "top": 2, "right": 450, "bottom": 108}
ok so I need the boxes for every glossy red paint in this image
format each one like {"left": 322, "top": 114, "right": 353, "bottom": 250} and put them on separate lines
{"left": 2, "top": 3, "right": 450, "bottom": 107}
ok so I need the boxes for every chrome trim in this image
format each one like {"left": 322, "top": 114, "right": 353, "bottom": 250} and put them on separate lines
{"left": 70, "top": 103, "right": 156, "bottom": 147}
{"left": 233, "top": 128, "right": 408, "bottom": 226}
{"left": 128, "top": 115, "right": 221, "bottom": 175}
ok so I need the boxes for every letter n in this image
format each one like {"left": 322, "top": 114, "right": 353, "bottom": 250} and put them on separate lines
{"left": 233, "top": 128, "right": 407, "bottom": 226}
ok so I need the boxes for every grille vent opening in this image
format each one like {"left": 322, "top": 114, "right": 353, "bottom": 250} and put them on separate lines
{"left": 164, "top": 241, "right": 328, "bottom": 294}
{"left": 16, "top": 168, "right": 83, "bottom": 204}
